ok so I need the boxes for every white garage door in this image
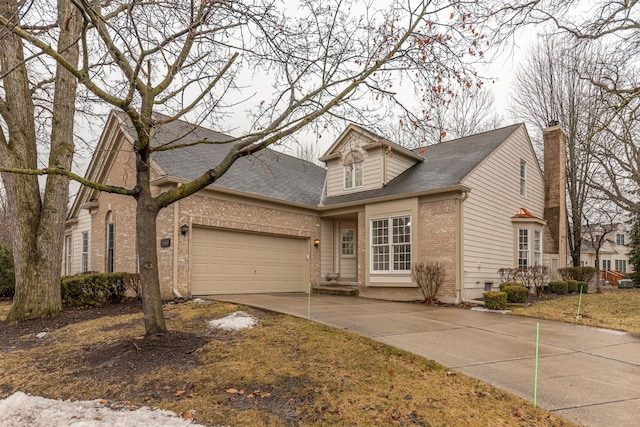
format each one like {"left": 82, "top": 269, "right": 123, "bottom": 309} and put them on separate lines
{"left": 191, "top": 227, "right": 309, "bottom": 295}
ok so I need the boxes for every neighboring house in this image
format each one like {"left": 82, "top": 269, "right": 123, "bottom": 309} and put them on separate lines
{"left": 580, "top": 223, "right": 633, "bottom": 279}
{"left": 64, "top": 112, "right": 567, "bottom": 302}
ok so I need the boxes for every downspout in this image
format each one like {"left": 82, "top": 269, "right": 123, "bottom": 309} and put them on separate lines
{"left": 172, "top": 189, "right": 184, "bottom": 299}
{"left": 456, "top": 191, "right": 476, "bottom": 304}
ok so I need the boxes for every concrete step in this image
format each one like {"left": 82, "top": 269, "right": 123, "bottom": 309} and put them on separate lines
{"left": 312, "top": 285, "right": 359, "bottom": 297}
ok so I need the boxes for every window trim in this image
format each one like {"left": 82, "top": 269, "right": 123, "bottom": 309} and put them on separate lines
{"left": 534, "top": 229, "right": 542, "bottom": 266}
{"left": 616, "top": 233, "right": 625, "bottom": 245}
{"left": 615, "top": 259, "right": 627, "bottom": 273}
{"left": 370, "top": 215, "right": 412, "bottom": 274}
{"left": 65, "top": 235, "right": 72, "bottom": 276}
{"left": 344, "top": 161, "right": 363, "bottom": 190}
{"left": 340, "top": 228, "right": 356, "bottom": 258}
{"left": 519, "top": 159, "right": 527, "bottom": 197}
{"left": 518, "top": 228, "right": 529, "bottom": 268}
{"left": 81, "top": 231, "right": 89, "bottom": 273}
{"left": 106, "top": 222, "right": 115, "bottom": 273}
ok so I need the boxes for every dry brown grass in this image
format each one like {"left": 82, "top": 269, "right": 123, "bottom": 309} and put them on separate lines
{"left": 511, "top": 287, "right": 640, "bottom": 332}
{"left": 0, "top": 299, "right": 574, "bottom": 426}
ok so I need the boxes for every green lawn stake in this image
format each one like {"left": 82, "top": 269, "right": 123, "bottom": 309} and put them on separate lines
{"left": 534, "top": 322, "right": 539, "bottom": 407}
{"left": 307, "top": 282, "right": 311, "bottom": 320}
{"left": 576, "top": 287, "right": 583, "bottom": 321}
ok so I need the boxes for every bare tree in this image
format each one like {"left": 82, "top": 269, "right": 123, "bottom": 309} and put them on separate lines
{"left": 0, "top": 0, "right": 82, "bottom": 321}
{"left": 509, "top": 34, "right": 609, "bottom": 267}
{"left": 582, "top": 199, "right": 626, "bottom": 293}
{"left": 0, "top": 0, "right": 488, "bottom": 334}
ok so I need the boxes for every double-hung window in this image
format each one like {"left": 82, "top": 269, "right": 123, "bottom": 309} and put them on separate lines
{"left": 65, "top": 235, "right": 72, "bottom": 276}
{"left": 344, "top": 162, "right": 363, "bottom": 189}
{"left": 371, "top": 216, "right": 411, "bottom": 273}
{"left": 518, "top": 228, "right": 529, "bottom": 268}
{"left": 616, "top": 233, "right": 625, "bottom": 245}
{"left": 519, "top": 160, "right": 527, "bottom": 197}
{"left": 534, "top": 230, "right": 542, "bottom": 266}
{"left": 81, "top": 231, "right": 89, "bottom": 273}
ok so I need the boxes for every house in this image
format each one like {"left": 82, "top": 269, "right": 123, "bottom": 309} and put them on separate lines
{"left": 64, "top": 112, "right": 567, "bottom": 302}
{"left": 580, "top": 223, "right": 633, "bottom": 282}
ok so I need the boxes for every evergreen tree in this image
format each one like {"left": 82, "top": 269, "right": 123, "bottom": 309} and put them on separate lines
{"left": 627, "top": 211, "right": 640, "bottom": 286}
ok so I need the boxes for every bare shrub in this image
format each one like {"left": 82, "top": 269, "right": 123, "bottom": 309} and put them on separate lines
{"left": 412, "top": 262, "right": 445, "bottom": 302}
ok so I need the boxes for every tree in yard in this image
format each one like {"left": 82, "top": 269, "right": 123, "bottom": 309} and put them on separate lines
{"left": 508, "top": 34, "right": 609, "bottom": 267}
{"left": 0, "top": 0, "right": 82, "bottom": 321}
{"left": 627, "top": 210, "right": 640, "bottom": 286}
{"left": 0, "top": 0, "right": 489, "bottom": 334}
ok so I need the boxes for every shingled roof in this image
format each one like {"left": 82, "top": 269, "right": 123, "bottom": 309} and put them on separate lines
{"left": 115, "top": 113, "right": 524, "bottom": 208}
{"left": 321, "top": 123, "right": 524, "bottom": 206}
{"left": 117, "top": 113, "right": 328, "bottom": 207}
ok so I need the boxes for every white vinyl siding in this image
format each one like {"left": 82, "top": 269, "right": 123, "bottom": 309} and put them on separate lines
{"left": 386, "top": 155, "right": 416, "bottom": 182}
{"left": 461, "top": 126, "right": 546, "bottom": 298}
{"left": 320, "top": 219, "right": 334, "bottom": 279}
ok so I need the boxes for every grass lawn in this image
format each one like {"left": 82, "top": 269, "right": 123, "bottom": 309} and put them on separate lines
{"left": 511, "top": 286, "right": 640, "bottom": 333}
{"left": 0, "top": 299, "right": 574, "bottom": 426}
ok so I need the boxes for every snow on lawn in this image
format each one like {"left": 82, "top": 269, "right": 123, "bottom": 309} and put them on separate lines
{"left": 207, "top": 311, "right": 257, "bottom": 331}
{"left": 0, "top": 392, "right": 208, "bottom": 427}
{"left": 0, "top": 307, "right": 256, "bottom": 426}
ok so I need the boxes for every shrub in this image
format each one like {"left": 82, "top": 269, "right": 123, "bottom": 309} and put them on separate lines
{"left": 499, "top": 282, "right": 521, "bottom": 291}
{"left": 412, "top": 261, "right": 445, "bottom": 302}
{"left": 61, "top": 272, "right": 140, "bottom": 306}
{"left": 559, "top": 267, "right": 596, "bottom": 282}
{"left": 502, "top": 284, "right": 529, "bottom": 303}
{"left": 566, "top": 280, "right": 579, "bottom": 293}
{"left": 577, "top": 281, "right": 589, "bottom": 294}
{"left": 483, "top": 291, "right": 507, "bottom": 310}
{"left": 0, "top": 245, "right": 15, "bottom": 298}
{"left": 548, "top": 281, "right": 568, "bottom": 295}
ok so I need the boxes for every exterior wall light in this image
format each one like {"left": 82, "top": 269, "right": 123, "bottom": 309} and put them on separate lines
{"left": 313, "top": 238, "right": 320, "bottom": 247}
{"left": 180, "top": 224, "right": 189, "bottom": 235}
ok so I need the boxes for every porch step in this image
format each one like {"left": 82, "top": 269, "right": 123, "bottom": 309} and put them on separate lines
{"left": 312, "top": 285, "right": 359, "bottom": 297}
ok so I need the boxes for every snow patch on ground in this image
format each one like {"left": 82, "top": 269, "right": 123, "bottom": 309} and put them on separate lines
{"left": 471, "top": 307, "right": 510, "bottom": 314}
{"left": 0, "top": 392, "right": 206, "bottom": 427}
{"left": 207, "top": 311, "right": 257, "bottom": 331}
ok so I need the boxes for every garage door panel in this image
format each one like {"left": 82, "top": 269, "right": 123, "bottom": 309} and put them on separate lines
{"left": 191, "top": 227, "right": 308, "bottom": 295}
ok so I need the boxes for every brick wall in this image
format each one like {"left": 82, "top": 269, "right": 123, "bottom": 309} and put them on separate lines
{"left": 418, "top": 198, "right": 459, "bottom": 303}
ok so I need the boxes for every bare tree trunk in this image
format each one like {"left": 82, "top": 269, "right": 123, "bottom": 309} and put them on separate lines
{"left": 135, "top": 138, "right": 167, "bottom": 334}
{"left": 3, "top": 0, "right": 81, "bottom": 321}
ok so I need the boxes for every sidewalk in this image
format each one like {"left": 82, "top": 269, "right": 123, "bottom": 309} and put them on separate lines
{"left": 213, "top": 293, "right": 640, "bottom": 427}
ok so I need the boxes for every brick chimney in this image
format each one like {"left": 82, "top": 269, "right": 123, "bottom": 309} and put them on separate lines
{"left": 543, "top": 121, "right": 568, "bottom": 274}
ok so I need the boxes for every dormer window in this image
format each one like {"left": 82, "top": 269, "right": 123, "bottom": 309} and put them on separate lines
{"left": 343, "top": 149, "right": 364, "bottom": 189}
{"left": 344, "top": 162, "right": 363, "bottom": 189}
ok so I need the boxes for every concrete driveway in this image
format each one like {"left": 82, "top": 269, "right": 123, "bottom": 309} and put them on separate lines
{"left": 213, "top": 293, "right": 640, "bottom": 427}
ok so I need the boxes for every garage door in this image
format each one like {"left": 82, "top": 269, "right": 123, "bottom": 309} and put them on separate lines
{"left": 191, "top": 227, "right": 309, "bottom": 295}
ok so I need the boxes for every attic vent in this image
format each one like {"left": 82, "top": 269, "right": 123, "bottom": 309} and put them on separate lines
{"left": 342, "top": 150, "right": 364, "bottom": 165}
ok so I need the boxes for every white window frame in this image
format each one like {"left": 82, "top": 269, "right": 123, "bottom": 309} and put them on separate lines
{"left": 615, "top": 259, "right": 627, "bottom": 273}
{"left": 370, "top": 215, "right": 411, "bottom": 273}
{"left": 519, "top": 160, "right": 527, "bottom": 197}
{"left": 616, "top": 233, "right": 625, "bottom": 245}
{"left": 344, "top": 161, "right": 363, "bottom": 189}
{"left": 340, "top": 228, "right": 356, "bottom": 258}
{"left": 518, "top": 228, "right": 529, "bottom": 268}
{"left": 81, "top": 231, "right": 89, "bottom": 273}
{"left": 602, "top": 259, "right": 611, "bottom": 271}
{"left": 65, "top": 235, "right": 72, "bottom": 276}
{"left": 534, "top": 229, "right": 542, "bottom": 266}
